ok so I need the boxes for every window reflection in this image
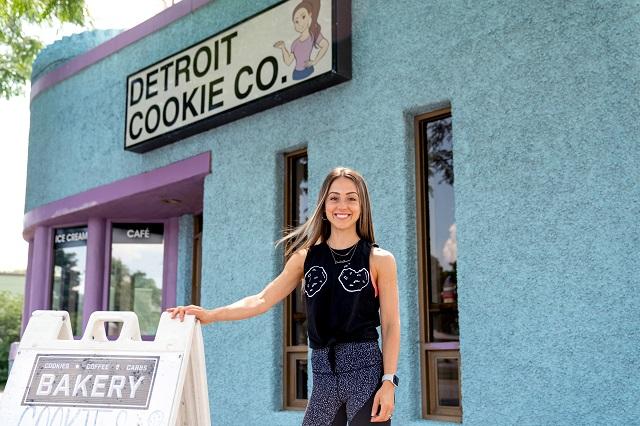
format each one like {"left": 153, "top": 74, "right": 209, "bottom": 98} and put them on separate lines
{"left": 291, "top": 286, "right": 308, "bottom": 345}
{"left": 290, "top": 154, "right": 309, "bottom": 345}
{"left": 437, "top": 357, "right": 460, "bottom": 407}
{"left": 51, "top": 227, "right": 87, "bottom": 335}
{"left": 425, "top": 116, "right": 458, "bottom": 342}
{"left": 296, "top": 359, "right": 308, "bottom": 399}
{"left": 109, "top": 223, "right": 164, "bottom": 336}
{"left": 293, "top": 155, "right": 309, "bottom": 226}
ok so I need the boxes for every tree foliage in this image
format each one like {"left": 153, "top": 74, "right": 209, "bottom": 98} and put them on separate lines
{"left": 0, "top": 0, "right": 88, "bottom": 99}
{"left": 110, "top": 258, "right": 162, "bottom": 335}
{"left": 0, "top": 290, "right": 22, "bottom": 386}
{"left": 426, "top": 116, "right": 454, "bottom": 195}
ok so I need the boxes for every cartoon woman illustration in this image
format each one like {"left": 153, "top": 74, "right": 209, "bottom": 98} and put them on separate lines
{"left": 274, "top": 0, "right": 329, "bottom": 81}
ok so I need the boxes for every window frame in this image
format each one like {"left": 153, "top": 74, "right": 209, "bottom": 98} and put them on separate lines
{"left": 415, "top": 108, "right": 463, "bottom": 422}
{"left": 282, "top": 148, "right": 309, "bottom": 410}
{"left": 427, "top": 350, "right": 462, "bottom": 418}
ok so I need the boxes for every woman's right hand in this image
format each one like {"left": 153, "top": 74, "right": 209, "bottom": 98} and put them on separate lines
{"left": 166, "top": 305, "right": 216, "bottom": 324}
{"left": 273, "top": 40, "right": 285, "bottom": 49}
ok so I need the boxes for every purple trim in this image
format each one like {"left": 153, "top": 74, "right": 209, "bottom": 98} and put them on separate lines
{"left": 83, "top": 218, "right": 106, "bottom": 331}
{"left": 23, "top": 152, "right": 211, "bottom": 238}
{"left": 162, "top": 217, "right": 179, "bottom": 309}
{"left": 21, "top": 239, "right": 34, "bottom": 333}
{"left": 101, "top": 220, "right": 113, "bottom": 311}
{"left": 27, "top": 227, "right": 52, "bottom": 321}
{"left": 30, "top": 0, "right": 211, "bottom": 100}
{"left": 43, "top": 228, "right": 54, "bottom": 310}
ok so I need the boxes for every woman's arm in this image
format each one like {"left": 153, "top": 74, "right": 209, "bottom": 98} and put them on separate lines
{"left": 306, "top": 38, "right": 329, "bottom": 67}
{"left": 167, "top": 249, "right": 306, "bottom": 323}
{"left": 377, "top": 249, "right": 400, "bottom": 375}
{"left": 274, "top": 41, "right": 294, "bottom": 66}
{"left": 370, "top": 248, "right": 400, "bottom": 422}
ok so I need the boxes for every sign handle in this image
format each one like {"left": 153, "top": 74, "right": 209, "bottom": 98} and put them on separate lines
{"left": 20, "top": 310, "right": 74, "bottom": 347}
{"left": 81, "top": 311, "right": 142, "bottom": 342}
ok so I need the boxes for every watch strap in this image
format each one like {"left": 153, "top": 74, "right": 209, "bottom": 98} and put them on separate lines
{"left": 381, "top": 373, "right": 399, "bottom": 387}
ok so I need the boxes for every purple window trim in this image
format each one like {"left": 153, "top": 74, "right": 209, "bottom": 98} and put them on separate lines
{"left": 101, "top": 220, "right": 113, "bottom": 313}
{"left": 21, "top": 239, "right": 34, "bottom": 332}
{"left": 30, "top": 0, "right": 211, "bottom": 101}
{"left": 26, "top": 227, "right": 53, "bottom": 324}
{"left": 84, "top": 218, "right": 106, "bottom": 331}
{"left": 162, "top": 217, "right": 179, "bottom": 310}
{"left": 23, "top": 152, "right": 211, "bottom": 238}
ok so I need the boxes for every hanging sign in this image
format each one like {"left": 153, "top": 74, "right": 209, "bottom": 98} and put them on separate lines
{"left": 124, "top": 0, "right": 351, "bottom": 153}
{"left": 0, "top": 310, "right": 211, "bottom": 425}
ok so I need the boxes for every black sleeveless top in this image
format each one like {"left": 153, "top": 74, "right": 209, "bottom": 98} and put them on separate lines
{"left": 303, "top": 240, "right": 381, "bottom": 349}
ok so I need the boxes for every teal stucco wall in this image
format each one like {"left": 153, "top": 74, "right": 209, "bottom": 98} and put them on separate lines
{"left": 26, "top": 1, "right": 639, "bottom": 424}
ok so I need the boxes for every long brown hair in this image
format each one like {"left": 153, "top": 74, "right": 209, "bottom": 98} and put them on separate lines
{"left": 279, "top": 167, "right": 376, "bottom": 258}
{"left": 293, "top": 0, "right": 322, "bottom": 48}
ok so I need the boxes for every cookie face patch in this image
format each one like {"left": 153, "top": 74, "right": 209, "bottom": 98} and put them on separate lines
{"left": 338, "top": 268, "right": 370, "bottom": 292}
{"left": 304, "top": 266, "right": 328, "bottom": 297}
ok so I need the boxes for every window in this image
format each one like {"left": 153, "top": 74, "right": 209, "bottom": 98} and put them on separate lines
{"left": 51, "top": 226, "right": 88, "bottom": 335}
{"left": 108, "top": 223, "right": 165, "bottom": 336}
{"left": 415, "top": 109, "right": 462, "bottom": 421}
{"left": 283, "top": 149, "right": 309, "bottom": 409}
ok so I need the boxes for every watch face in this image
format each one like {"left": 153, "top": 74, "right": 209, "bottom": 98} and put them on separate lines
{"left": 393, "top": 375, "right": 399, "bottom": 386}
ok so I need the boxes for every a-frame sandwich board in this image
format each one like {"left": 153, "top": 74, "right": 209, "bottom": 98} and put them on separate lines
{"left": 1, "top": 310, "right": 211, "bottom": 426}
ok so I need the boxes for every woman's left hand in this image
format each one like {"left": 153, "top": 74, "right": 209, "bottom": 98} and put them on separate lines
{"left": 370, "top": 381, "right": 395, "bottom": 422}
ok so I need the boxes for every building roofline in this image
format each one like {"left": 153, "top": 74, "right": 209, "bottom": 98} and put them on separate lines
{"left": 30, "top": 0, "right": 210, "bottom": 101}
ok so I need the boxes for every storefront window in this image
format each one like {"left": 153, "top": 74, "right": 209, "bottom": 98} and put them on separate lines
{"left": 51, "top": 226, "right": 87, "bottom": 335}
{"left": 284, "top": 149, "right": 309, "bottom": 409}
{"left": 416, "top": 109, "right": 462, "bottom": 421}
{"left": 109, "top": 223, "right": 164, "bottom": 336}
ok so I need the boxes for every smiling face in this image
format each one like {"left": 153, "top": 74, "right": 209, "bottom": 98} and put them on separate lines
{"left": 324, "top": 177, "right": 361, "bottom": 232}
{"left": 293, "top": 7, "right": 312, "bottom": 33}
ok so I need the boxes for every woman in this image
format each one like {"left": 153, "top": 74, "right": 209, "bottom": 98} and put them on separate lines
{"left": 274, "top": 0, "right": 329, "bottom": 81}
{"left": 168, "top": 167, "right": 400, "bottom": 425}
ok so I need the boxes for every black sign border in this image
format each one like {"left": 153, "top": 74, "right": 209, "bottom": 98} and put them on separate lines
{"left": 124, "top": 0, "right": 352, "bottom": 153}
{"left": 21, "top": 354, "right": 161, "bottom": 410}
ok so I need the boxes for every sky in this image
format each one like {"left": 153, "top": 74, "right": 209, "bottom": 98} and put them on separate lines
{"left": 0, "top": 0, "right": 172, "bottom": 272}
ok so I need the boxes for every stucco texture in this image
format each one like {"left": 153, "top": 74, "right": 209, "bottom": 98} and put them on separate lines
{"left": 26, "top": 0, "right": 639, "bottom": 425}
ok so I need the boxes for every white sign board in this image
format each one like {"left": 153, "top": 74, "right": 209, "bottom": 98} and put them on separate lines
{"left": 0, "top": 311, "right": 210, "bottom": 426}
{"left": 124, "top": 0, "right": 352, "bottom": 152}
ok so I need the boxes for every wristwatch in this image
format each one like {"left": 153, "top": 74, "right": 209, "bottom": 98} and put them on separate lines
{"left": 381, "top": 373, "right": 399, "bottom": 387}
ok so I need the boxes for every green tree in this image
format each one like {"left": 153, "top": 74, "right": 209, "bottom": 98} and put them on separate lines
{"left": 0, "top": 0, "right": 88, "bottom": 99}
{"left": 425, "top": 116, "right": 453, "bottom": 195}
{"left": 0, "top": 291, "right": 23, "bottom": 386}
